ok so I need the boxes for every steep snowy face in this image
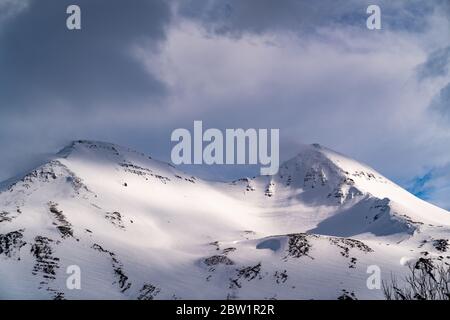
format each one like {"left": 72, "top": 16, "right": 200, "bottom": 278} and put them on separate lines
{"left": 280, "top": 144, "right": 442, "bottom": 207}
{"left": 0, "top": 140, "right": 449, "bottom": 300}
{"left": 222, "top": 143, "right": 450, "bottom": 240}
{"left": 276, "top": 144, "right": 366, "bottom": 205}
{"left": 273, "top": 143, "right": 418, "bottom": 206}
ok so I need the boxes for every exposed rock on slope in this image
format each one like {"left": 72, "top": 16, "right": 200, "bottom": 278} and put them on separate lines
{"left": 0, "top": 140, "right": 449, "bottom": 299}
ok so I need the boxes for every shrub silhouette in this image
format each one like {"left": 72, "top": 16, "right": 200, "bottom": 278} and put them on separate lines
{"left": 383, "top": 258, "right": 450, "bottom": 300}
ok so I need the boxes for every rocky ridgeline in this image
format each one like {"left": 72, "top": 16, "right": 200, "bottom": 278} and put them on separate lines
{"left": 92, "top": 243, "right": 131, "bottom": 293}
{"left": 0, "top": 229, "right": 26, "bottom": 259}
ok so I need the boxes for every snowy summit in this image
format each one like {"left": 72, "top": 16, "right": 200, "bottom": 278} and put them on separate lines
{"left": 0, "top": 140, "right": 449, "bottom": 299}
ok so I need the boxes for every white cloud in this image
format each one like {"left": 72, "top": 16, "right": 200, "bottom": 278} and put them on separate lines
{"left": 135, "top": 17, "right": 450, "bottom": 185}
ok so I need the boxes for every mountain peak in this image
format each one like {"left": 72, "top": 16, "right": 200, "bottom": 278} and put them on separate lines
{"left": 58, "top": 140, "right": 120, "bottom": 156}
{"left": 1, "top": 139, "right": 450, "bottom": 299}
{"left": 286, "top": 143, "right": 382, "bottom": 182}
{"left": 56, "top": 140, "right": 154, "bottom": 164}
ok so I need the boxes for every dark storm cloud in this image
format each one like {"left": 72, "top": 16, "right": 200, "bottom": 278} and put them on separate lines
{"left": 0, "top": 0, "right": 174, "bottom": 180}
{"left": 0, "top": 0, "right": 172, "bottom": 112}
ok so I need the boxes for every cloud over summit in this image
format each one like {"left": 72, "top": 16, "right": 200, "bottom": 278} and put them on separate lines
{"left": 0, "top": 0, "right": 449, "bottom": 208}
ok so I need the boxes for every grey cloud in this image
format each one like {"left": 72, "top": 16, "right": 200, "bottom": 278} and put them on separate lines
{"left": 0, "top": 0, "right": 175, "bottom": 180}
{"left": 417, "top": 46, "right": 450, "bottom": 80}
{"left": 177, "top": 0, "right": 443, "bottom": 37}
{"left": 0, "top": 0, "right": 172, "bottom": 112}
{"left": 0, "top": 0, "right": 30, "bottom": 25}
{"left": 430, "top": 82, "right": 450, "bottom": 120}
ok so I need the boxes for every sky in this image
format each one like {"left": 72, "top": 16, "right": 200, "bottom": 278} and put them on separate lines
{"left": 0, "top": 0, "right": 450, "bottom": 209}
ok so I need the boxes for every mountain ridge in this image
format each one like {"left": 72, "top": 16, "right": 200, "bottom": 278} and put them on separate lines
{"left": 0, "top": 140, "right": 449, "bottom": 299}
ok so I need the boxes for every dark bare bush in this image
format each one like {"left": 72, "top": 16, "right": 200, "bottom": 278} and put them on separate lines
{"left": 383, "top": 259, "right": 450, "bottom": 300}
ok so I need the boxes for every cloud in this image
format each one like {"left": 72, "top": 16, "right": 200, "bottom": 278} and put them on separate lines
{"left": 429, "top": 83, "right": 450, "bottom": 121}
{"left": 0, "top": 0, "right": 172, "bottom": 112}
{"left": 135, "top": 14, "right": 449, "bottom": 180}
{"left": 408, "top": 166, "right": 450, "bottom": 210}
{"left": 417, "top": 46, "right": 450, "bottom": 80}
{"left": 0, "top": 0, "right": 449, "bottom": 210}
{"left": 177, "top": 0, "right": 443, "bottom": 36}
{"left": 0, "top": 0, "right": 30, "bottom": 25}
{"left": 0, "top": 0, "right": 175, "bottom": 179}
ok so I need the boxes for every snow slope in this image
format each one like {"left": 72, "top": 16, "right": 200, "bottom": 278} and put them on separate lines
{"left": 0, "top": 140, "right": 449, "bottom": 299}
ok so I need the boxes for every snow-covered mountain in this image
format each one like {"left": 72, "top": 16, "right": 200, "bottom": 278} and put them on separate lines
{"left": 1, "top": 140, "right": 449, "bottom": 299}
